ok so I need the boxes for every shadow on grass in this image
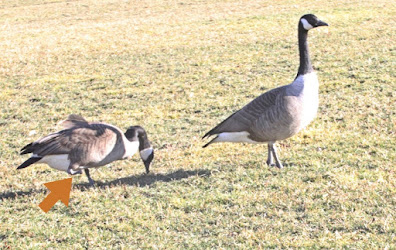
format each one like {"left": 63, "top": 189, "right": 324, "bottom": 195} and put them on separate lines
{"left": 0, "top": 169, "right": 211, "bottom": 199}
{"left": 0, "top": 188, "right": 46, "bottom": 200}
{"left": 74, "top": 168, "right": 212, "bottom": 190}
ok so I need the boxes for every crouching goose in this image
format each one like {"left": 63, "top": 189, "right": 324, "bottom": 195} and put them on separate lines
{"left": 17, "top": 114, "right": 154, "bottom": 185}
{"left": 203, "top": 14, "right": 328, "bottom": 168}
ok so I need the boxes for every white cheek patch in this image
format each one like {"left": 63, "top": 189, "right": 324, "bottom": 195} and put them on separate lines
{"left": 140, "top": 147, "right": 153, "bottom": 161}
{"left": 301, "top": 18, "right": 314, "bottom": 30}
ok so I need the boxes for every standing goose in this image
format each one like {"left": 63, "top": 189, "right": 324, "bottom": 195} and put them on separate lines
{"left": 203, "top": 14, "right": 328, "bottom": 168}
{"left": 17, "top": 114, "right": 154, "bottom": 185}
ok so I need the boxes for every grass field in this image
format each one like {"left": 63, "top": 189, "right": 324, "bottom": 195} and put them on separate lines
{"left": 0, "top": 0, "right": 395, "bottom": 248}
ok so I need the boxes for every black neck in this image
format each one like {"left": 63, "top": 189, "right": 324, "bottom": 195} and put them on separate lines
{"left": 138, "top": 132, "right": 151, "bottom": 151}
{"left": 297, "top": 23, "right": 313, "bottom": 76}
{"left": 135, "top": 126, "right": 151, "bottom": 151}
{"left": 125, "top": 126, "right": 151, "bottom": 151}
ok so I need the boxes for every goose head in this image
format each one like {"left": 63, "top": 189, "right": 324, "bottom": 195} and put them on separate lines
{"left": 300, "top": 14, "right": 328, "bottom": 31}
{"left": 125, "top": 126, "right": 154, "bottom": 174}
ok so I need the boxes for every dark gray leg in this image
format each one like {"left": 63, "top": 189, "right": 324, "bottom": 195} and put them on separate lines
{"left": 84, "top": 169, "right": 95, "bottom": 186}
{"left": 266, "top": 144, "right": 274, "bottom": 166}
{"left": 271, "top": 144, "right": 284, "bottom": 169}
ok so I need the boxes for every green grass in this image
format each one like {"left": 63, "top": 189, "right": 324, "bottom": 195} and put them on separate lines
{"left": 0, "top": 0, "right": 395, "bottom": 248}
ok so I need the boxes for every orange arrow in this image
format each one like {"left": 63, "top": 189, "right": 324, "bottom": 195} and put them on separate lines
{"left": 39, "top": 178, "right": 72, "bottom": 213}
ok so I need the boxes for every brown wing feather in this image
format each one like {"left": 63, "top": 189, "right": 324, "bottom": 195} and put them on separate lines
{"left": 66, "top": 124, "right": 119, "bottom": 165}
{"left": 58, "top": 114, "right": 89, "bottom": 129}
{"left": 203, "top": 86, "right": 285, "bottom": 138}
{"left": 22, "top": 124, "right": 120, "bottom": 165}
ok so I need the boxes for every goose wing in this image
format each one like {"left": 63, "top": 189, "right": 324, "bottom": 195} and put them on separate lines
{"left": 203, "top": 86, "right": 285, "bottom": 140}
{"left": 21, "top": 123, "right": 120, "bottom": 164}
{"left": 57, "top": 114, "right": 89, "bottom": 129}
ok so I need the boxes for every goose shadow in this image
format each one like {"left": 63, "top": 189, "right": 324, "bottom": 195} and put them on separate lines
{"left": 75, "top": 168, "right": 211, "bottom": 190}
{"left": 0, "top": 188, "right": 47, "bottom": 200}
{"left": 0, "top": 169, "right": 211, "bottom": 200}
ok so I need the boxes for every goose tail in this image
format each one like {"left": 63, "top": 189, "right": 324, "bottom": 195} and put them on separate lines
{"left": 20, "top": 143, "right": 34, "bottom": 155}
{"left": 17, "top": 157, "right": 42, "bottom": 170}
{"left": 202, "top": 136, "right": 218, "bottom": 148}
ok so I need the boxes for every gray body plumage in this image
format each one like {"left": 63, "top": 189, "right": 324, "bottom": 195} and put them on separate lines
{"left": 29, "top": 123, "right": 132, "bottom": 167}
{"left": 203, "top": 14, "right": 328, "bottom": 168}
{"left": 18, "top": 115, "right": 154, "bottom": 185}
{"left": 205, "top": 73, "right": 319, "bottom": 143}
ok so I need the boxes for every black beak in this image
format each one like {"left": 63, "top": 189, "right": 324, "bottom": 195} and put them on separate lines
{"left": 143, "top": 151, "right": 154, "bottom": 174}
{"left": 144, "top": 161, "right": 150, "bottom": 174}
{"left": 317, "top": 20, "right": 329, "bottom": 27}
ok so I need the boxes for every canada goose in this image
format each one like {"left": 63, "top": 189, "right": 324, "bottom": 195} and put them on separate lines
{"left": 203, "top": 14, "right": 328, "bottom": 168}
{"left": 17, "top": 115, "right": 154, "bottom": 185}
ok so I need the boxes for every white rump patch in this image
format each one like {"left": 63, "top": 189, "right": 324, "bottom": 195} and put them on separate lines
{"left": 213, "top": 131, "right": 262, "bottom": 144}
{"left": 38, "top": 154, "right": 70, "bottom": 172}
{"left": 140, "top": 147, "right": 153, "bottom": 161}
{"left": 301, "top": 18, "right": 314, "bottom": 30}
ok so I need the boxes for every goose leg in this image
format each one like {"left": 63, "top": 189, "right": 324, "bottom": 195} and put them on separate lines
{"left": 271, "top": 144, "right": 284, "bottom": 169}
{"left": 84, "top": 169, "right": 95, "bottom": 186}
{"left": 266, "top": 144, "right": 274, "bottom": 166}
{"left": 67, "top": 164, "right": 82, "bottom": 175}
